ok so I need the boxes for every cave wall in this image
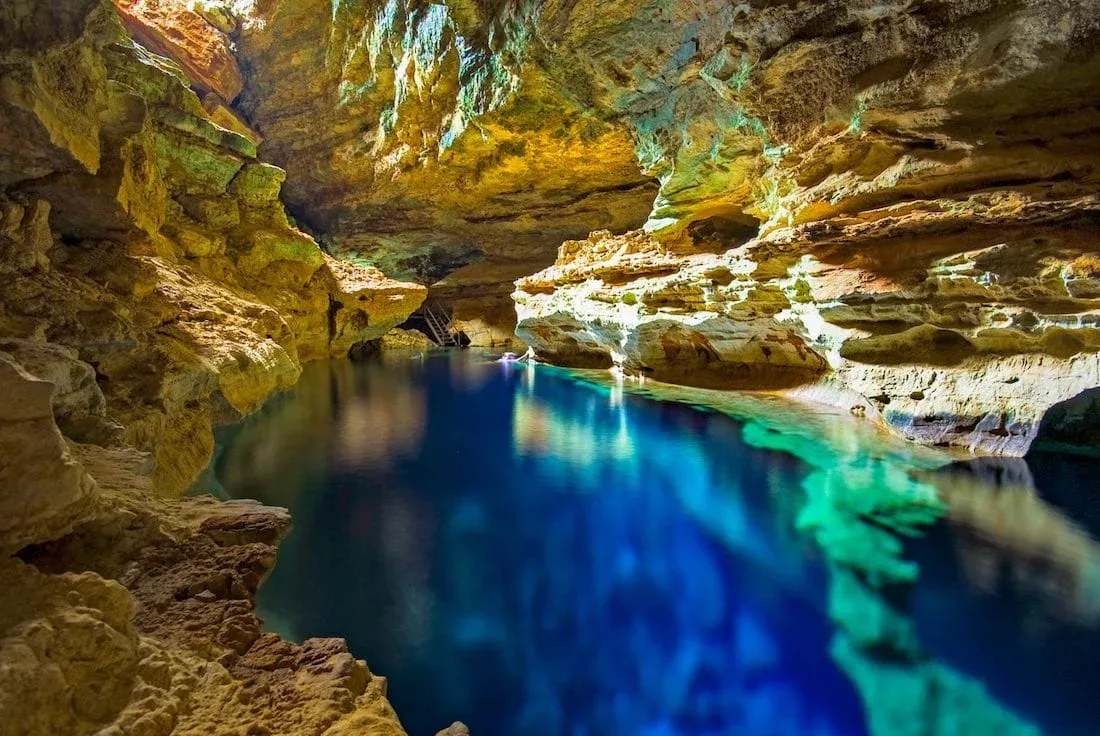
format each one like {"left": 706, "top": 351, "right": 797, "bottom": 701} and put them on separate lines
{"left": 4, "top": 0, "right": 1100, "bottom": 732}
{"left": 116, "top": 0, "right": 1100, "bottom": 448}
{"left": 0, "top": 1, "right": 422, "bottom": 732}
{"left": 507, "top": 0, "right": 1100, "bottom": 455}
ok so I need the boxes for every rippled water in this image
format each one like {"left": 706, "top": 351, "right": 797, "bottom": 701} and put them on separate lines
{"left": 204, "top": 351, "right": 1100, "bottom": 736}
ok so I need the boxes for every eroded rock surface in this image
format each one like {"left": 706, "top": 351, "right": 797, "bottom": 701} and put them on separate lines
{"left": 5, "top": 0, "right": 1100, "bottom": 732}
{"left": 497, "top": 0, "right": 1100, "bottom": 455}
{"left": 3, "top": 440, "right": 407, "bottom": 736}
{"left": 516, "top": 208, "right": 1100, "bottom": 454}
{"left": 104, "top": 2, "right": 1100, "bottom": 444}
{"left": 0, "top": 1, "right": 421, "bottom": 733}
{"left": 1, "top": 0, "right": 425, "bottom": 493}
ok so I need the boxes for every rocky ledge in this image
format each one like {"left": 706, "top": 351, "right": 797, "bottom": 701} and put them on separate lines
{"left": 508, "top": 0, "right": 1100, "bottom": 457}
{"left": 514, "top": 209, "right": 1100, "bottom": 456}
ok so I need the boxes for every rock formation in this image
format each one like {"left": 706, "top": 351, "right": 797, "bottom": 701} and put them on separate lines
{"left": 5, "top": 0, "right": 1100, "bottom": 732}
{"left": 503, "top": 0, "right": 1100, "bottom": 456}
{"left": 1, "top": 0, "right": 421, "bottom": 732}
{"left": 101, "top": 0, "right": 1100, "bottom": 453}
{"left": 79, "top": 1, "right": 1100, "bottom": 450}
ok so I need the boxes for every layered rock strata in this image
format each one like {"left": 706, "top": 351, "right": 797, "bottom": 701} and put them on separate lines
{"left": 0, "top": 394, "right": 407, "bottom": 735}
{"left": 2, "top": 0, "right": 424, "bottom": 493}
{"left": 1, "top": 1, "right": 422, "bottom": 732}
{"left": 121, "top": 0, "right": 1100, "bottom": 439}
{"left": 504, "top": 0, "right": 1100, "bottom": 455}
{"left": 515, "top": 211, "right": 1100, "bottom": 455}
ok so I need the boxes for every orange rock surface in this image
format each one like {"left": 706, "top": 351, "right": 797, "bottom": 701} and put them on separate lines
{"left": 113, "top": 0, "right": 244, "bottom": 101}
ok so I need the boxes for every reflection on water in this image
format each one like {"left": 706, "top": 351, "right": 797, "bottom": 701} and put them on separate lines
{"left": 206, "top": 352, "right": 1100, "bottom": 736}
{"left": 911, "top": 458, "right": 1100, "bottom": 736}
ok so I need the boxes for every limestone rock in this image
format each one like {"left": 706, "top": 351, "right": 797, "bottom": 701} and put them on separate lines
{"left": 431, "top": 260, "right": 537, "bottom": 347}
{"left": 0, "top": 0, "right": 425, "bottom": 494}
{"left": 0, "top": 3, "right": 422, "bottom": 729}
{"left": 0, "top": 557, "right": 140, "bottom": 736}
{"left": 0, "top": 338, "right": 123, "bottom": 445}
{"left": 0, "top": 196, "right": 52, "bottom": 273}
{"left": 9, "top": 442, "right": 410, "bottom": 736}
{"left": 379, "top": 328, "right": 438, "bottom": 351}
{"left": 515, "top": 214, "right": 1100, "bottom": 454}
{"left": 0, "top": 354, "right": 97, "bottom": 555}
{"left": 112, "top": 0, "right": 244, "bottom": 101}
{"left": 234, "top": 0, "right": 657, "bottom": 283}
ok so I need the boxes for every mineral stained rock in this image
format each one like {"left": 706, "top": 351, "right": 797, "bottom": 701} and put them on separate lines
{"left": 1, "top": 0, "right": 425, "bottom": 494}
{"left": 497, "top": 0, "right": 1100, "bottom": 456}
{"left": 5, "top": 0, "right": 1100, "bottom": 733}
{"left": 514, "top": 213, "right": 1100, "bottom": 454}
{"left": 113, "top": 0, "right": 1099, "bottom": 454}
{"left": 378, "top": 327, "right": 439, "bottom": 351}
{"left": 1, "top": 1, "right": 423, "bottom": 733}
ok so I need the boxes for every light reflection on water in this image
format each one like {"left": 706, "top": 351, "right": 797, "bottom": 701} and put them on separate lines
{"left": 205, "top": 352, "right": 1100, "bottom": 736}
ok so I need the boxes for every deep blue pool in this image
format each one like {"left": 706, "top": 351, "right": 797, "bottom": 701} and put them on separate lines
{"left": 205, "top": 351, "right": 1100, "bottom": 736}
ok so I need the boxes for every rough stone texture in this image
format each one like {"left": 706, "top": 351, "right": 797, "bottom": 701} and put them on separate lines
{"left": 0, "top": 3, "right": 421, "bottom": 733}
{"left": 112, "top": 0, "right": 244, "bottom": 101}
{"left": 378, "top": 327, "right": 438, "bottom": 351}
{"left": 2, "top": 439, "right": 408, "bottom": 736}
{"left": 499, "top": 0, "right": 1100, "bottom": 454}
{"left": 144, "top": 0, "right": 1100, "bottom": 392}
{"left": 0, "top": 0, "right": 425, "bottom": 494}
{"left": 0, "top": 354, "right": 97, "bottom": 556}
{"left": 0, "top": 338, "right": 124, "bottom": 445}
{"left": 431, "top": 260, "right": 534, "bottom": 347}
{"left": 232, "top": 0, "right": 657, "bottom": 285}
{"left": 516, "top": 204, "right": 1100, "bottom": 453}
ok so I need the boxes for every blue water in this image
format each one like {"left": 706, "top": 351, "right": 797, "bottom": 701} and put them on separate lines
{"left": 206, "top": 351, "right": 1100, "bottom": 736}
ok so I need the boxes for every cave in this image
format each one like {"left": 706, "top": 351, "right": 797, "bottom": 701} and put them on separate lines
{"left": 2, "top": 2, "right": 1100, "bottom": 735}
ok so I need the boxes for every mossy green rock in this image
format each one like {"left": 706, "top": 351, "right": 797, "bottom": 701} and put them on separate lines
{"left": 229, "top": 163, "right": 286, "bottom": 208}
{"left": 154, "top": 104, "right": 256, "bottom": 159}
{"left": 153, "top": 128, "right": 243, "bottom": 196}
{"left": 234, "top": 228, "right": 324, "bottom": 284}
{"left": 177, "top": 194, "right": 240, "bottom": 231}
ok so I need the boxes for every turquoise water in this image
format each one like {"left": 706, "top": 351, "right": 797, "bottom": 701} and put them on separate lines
{"left": 206, "top": 351, "right": 1100, "bottom": 736}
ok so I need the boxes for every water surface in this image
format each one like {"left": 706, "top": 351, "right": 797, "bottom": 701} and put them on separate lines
{"left": 205, "top": 351, "right": 1100, "bottom": 736}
